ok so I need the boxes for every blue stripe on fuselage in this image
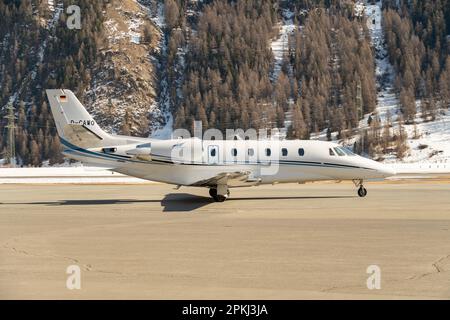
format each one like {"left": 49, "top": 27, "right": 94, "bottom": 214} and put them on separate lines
{"left": 60, "top": 138, "right": 375, "bottom": 171}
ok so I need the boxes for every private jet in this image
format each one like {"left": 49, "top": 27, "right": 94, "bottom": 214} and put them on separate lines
{"left": 46, "top": 89, "right": 396, "bottom": 202}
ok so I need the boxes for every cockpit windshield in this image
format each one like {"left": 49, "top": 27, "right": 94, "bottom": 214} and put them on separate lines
{"left": 333, "top": 146, "right": 356, "bottom": 156}
{"left": 341, "top": 147, "right": 356, "bottom": 156}
{"left": 333, "top": 147, "right": 345, "bottom": 156}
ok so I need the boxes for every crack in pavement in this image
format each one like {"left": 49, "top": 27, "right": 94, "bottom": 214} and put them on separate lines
{"left": 407, "top": 253, "right": 450, "bottom": 280}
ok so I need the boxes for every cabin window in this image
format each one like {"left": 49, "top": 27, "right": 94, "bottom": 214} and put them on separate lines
{"left": 265, "top": 148, "right": 271, "bottom": 157}
{"left": 248, "top": 148, "right": 254, "bottom": 156}
{"left": 282, "top": 148, "right": 288, "bottom": 156}
{"left": 334, "top": 147, "right": 345, "bottom": 156}
{"left": 298, "top": 148, "right": 305, "bottom": 156}
{"left": 329, "top": 148, "right": 335, "bottom": 156}
{"left": 231, "top": 148, "right": 237, "bottom": 157}
{"left": 210, "top": 148, "right": 216, "bottom": 157}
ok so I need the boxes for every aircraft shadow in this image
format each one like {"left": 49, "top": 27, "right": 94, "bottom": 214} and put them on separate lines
{"left": 161, "top": 193, "right": 213, "bottom": 211}
{"left": 1, "top": 194, "right": 355, "bottom": 212}
{"left": 0, "top": 194, "right": 212, "bottom": 212}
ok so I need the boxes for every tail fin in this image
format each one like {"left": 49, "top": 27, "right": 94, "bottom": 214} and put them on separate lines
{"left": 46, "top": 89, "right": 109, "bottom": 148}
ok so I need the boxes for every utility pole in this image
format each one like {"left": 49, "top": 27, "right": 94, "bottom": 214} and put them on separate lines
{"left": 4, "top": 102, "right": 16, "bottom": 167}
{"left": 356, "top": 78, "right": 363, "bottom": 120}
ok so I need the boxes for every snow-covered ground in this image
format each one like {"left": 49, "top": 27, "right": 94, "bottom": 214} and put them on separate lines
{"left": 0, "top": 167, "right": 150, "bottom": 184}
{"left": 48, "top": 0, "right": 54, "bottom": 12}
{"left": 270, "top": 9, "right": 296, "bottom": 81}
{"left": 363, "top": 1, "right": 400, "bottom": 128}
{"left": 149, "top": 0, "right": 165, "bottom": 29}
{"left": 399, "top": 108, "right": 450, "bottom": 163}
{"left": 128, "top": 16, "right": 144, "bottom": 44}
{"left": 104, "top": 11, "right": 144, "bottom": 45}
{"left": 362, "top": 0, "right": 450, "bottom": 164}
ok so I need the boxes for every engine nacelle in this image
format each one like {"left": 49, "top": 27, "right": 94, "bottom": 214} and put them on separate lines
{"left": 150, "top": 138, "right": 203, "bottom": 164}
{"left": 125, "top": 147, "right": 152, "bottom": 161}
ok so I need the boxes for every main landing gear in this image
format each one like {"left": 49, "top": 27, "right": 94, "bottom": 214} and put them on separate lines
{"left": 353, "top": 179, "right": 367, "bottom": 198}
{"left": 209, "top": 185, "right": 230, "bottom": 202}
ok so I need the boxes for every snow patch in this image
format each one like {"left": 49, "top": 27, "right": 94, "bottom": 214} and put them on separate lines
{"left": 270, "top": 9, "right": 296, "bottom": 81}
{"left": 364, "top": 0, "right": 400, "bottom": 127}
{"left": 150, "top": 1, "right": 165, "bottom": 29}
{"left": 143, "top": 0, "right": 174, "bottom": 139}
{"left": 363, "top": 1, "right": 450, "bottom": 163}
{"left": 399, "top": 109, "right": 450, "bottom": 163}
{"left": 128, "top": 16, "right": 144, "bottom": 44}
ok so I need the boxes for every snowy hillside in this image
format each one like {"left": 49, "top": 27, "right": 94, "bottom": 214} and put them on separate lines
{"left": 400, "top": 108, "right": 450, "bottom": 163}
{"left": 364, "top": 1, "right": 399, "bottom": 124}
{"left": 1, "top": 0, "right": 448, "bottom": 168}
{"left": 145, "top": 0, "right": 174, "bottom": 139}
{"left": 270, "top": 9, "right": 296, "bottom": 81}
{"left": 362, "top": 1, "right": 450, "bottom": 164}
{"left": 84, "top": 0, "right": 162, "bottom": 135}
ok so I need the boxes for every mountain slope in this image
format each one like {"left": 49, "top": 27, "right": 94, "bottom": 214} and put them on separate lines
{"left": 84, "top": 0, "right": 161, "bottom": 136}
{"left": 1, "top": 0, "right": 449, "bottom": 167}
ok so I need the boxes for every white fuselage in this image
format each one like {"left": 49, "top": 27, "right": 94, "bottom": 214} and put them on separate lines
{"left": 60, "top": 137, "right": 395, "bottom": 187}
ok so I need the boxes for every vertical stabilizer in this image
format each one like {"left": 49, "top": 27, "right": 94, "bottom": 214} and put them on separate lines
{"left": 46, "top": 89, "right": 109, "bottom": 148}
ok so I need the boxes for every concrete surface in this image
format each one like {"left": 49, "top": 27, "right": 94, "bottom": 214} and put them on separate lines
{"left": 0, "top": 182, "right": 449, "bottom": 299}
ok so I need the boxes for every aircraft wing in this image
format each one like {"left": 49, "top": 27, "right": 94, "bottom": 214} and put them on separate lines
{"left": 191, "top": 171, "right": 255, "bottom": 187}
{"left": 386, "top": 163, "right": 450, "bottom": 180}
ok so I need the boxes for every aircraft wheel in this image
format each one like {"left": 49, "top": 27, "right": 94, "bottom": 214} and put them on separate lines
{"left": 214, "top": 195, "right": 227, "bottom": 202}
{"left": 358, "top": 186, "right": 367, "bottom": 197}
{"left": 209, "top": 188, "right": 217, "bottom": 199}
{"left": 209, "top": 188, "right": 229, "bottom": 202}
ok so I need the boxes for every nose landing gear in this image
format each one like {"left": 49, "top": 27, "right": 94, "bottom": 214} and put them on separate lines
{"left": 353, "top": 179, "right": 367, "bottom": 198}
{"left": 357, "top": 186, "right": 368, "bottom": 197}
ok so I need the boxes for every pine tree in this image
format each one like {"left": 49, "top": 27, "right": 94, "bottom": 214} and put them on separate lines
{"left": 164, "top": 0, "right": 179, "bottom": 30}
{"left": 143, "top": 25, "right": 153, "bottom": 44}
{"left": 399, "top": 87, "right": 416, "bottom": 123}
{"left": 29, "top": 140, "right": 40, "bottom": 167}
{"left": 394, "top": 117, "right": 408, "bottom": 159}
{"left": 49, "top": 136, "right": 64, "bottom": 165}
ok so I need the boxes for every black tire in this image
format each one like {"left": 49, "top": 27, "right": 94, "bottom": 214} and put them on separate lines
{"left": 209, "top": 188, "right": 217, "bottom": 198}
{"left": 209, "top": 188, "right": 229, "bottom": 202}
{"left": 215, "top": 195, "right": 227, "bottom": 202}
{"left": 358, "top": 187, "right": 367, "bottom": 197}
